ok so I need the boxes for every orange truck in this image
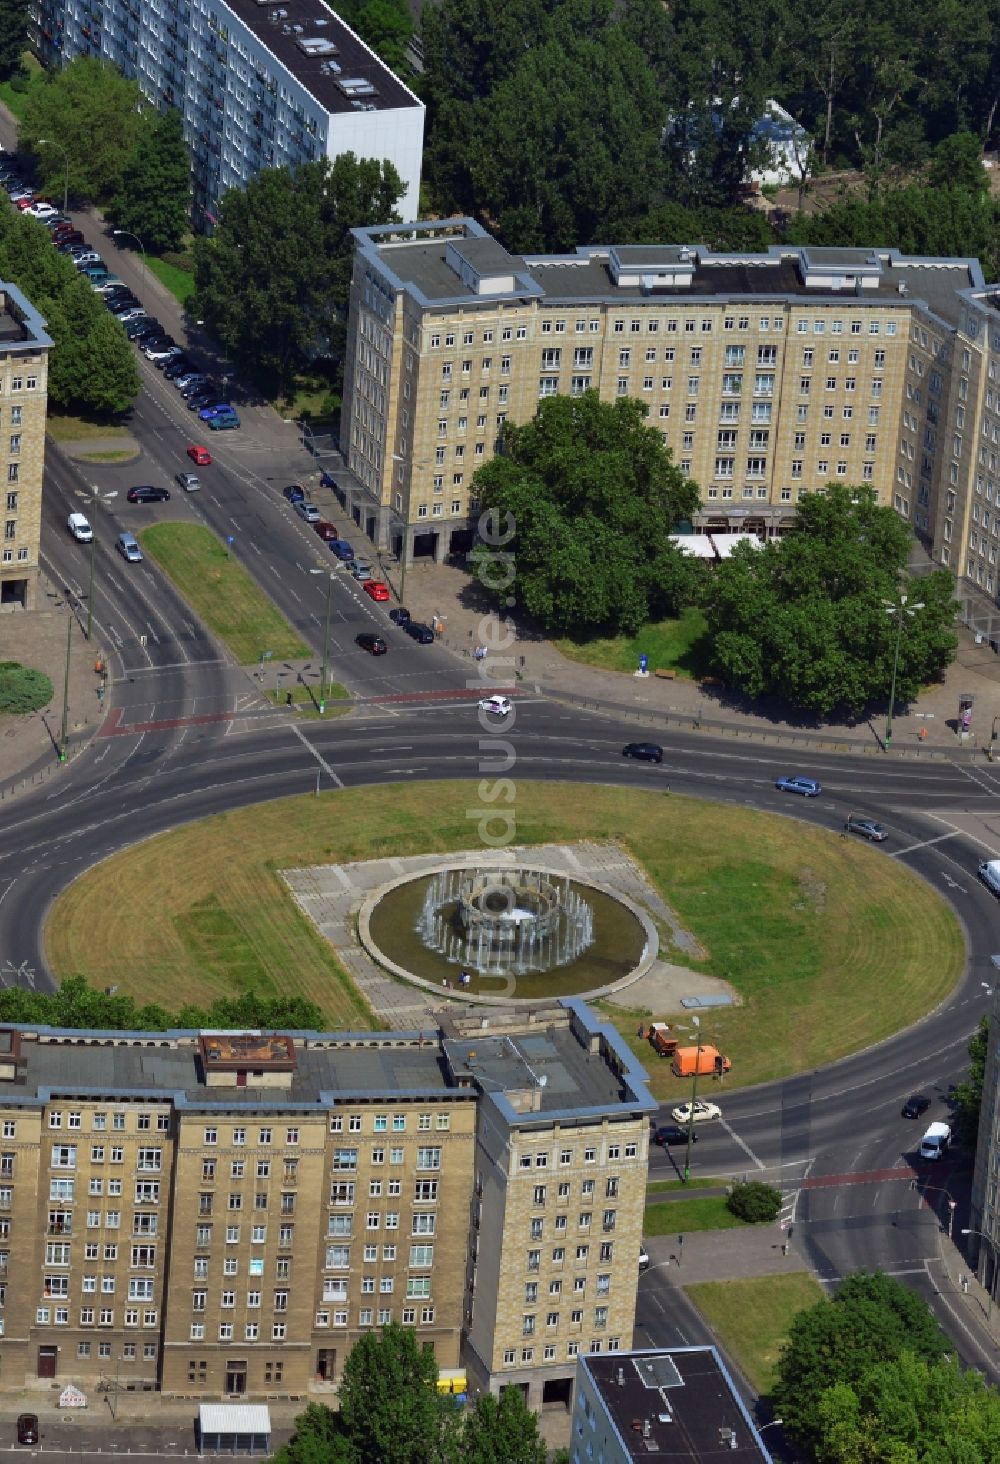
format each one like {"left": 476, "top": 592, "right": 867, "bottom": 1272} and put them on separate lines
{"left": 670, "top": 1045, "right": 731, "bottom": 1078}
{"left": 646, "top": 1023, "right": 678, "bottom": 1058}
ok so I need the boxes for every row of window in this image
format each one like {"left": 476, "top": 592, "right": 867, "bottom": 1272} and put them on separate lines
{"left": 425, "top": 316, "right": 901, "bottom": 352}
{"left": 45, "top": 1111, "right": 169, "bottom": 1133}
{"left": 501, "top": 1338, "right": 620, "bottom": 1367}
{"left": 36, "top": 1306, "right": 157, "bottom": 1328}
{"left": 523, "top": 1305, "right": 609, "bottom": 1334}
{"left": 43, "top": 1275, "right": 154, "bottom": 1299}
{"left": 314, "top": 1305, "right": 435, "bottom": 1328}
{"left": 327, "top": 1213, "right": 435, "bottom": 1237}
{"left": 47, "top": 1180, "right": 160, "bottom": 1204}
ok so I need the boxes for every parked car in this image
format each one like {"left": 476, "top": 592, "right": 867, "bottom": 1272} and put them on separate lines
{"left": 163, "top": 357, "right": 194, "bottom": 380}
{"left": 362, "top": 580, "right": 390, "bottom": 602}
{"left": 174, "top": 372, "right": 206, "bottom": 390}
{"left": 176, "top": 472, "right": 201, "bottom": 491}
{"left": 126, "top": 485, "right": 170, "bottom": 504}
{"left": 404, "top": 622, "right": 435, "bottom": 644}
{"left": 126, "top": 321, "right": 163, "bottom": 341}
{"left": 902, "top": 1094, "right": 931, "bottom": 1120}
{"left": 67, "top": 512, "right": 93, "bottom": 543}
{"left": 349, "top": 561, "right": 374, "bottom": 580}
{"left": 26, "top": 201, "right": 58, "bottom": 219}
{"left": 622, "top": 742, "right": 663, "bottom": 764}
{"left": 208, "top": 412, "right": 240, "bottom": 431}
{"left": 116, "top": 531, "right": 143, "bottom": 562}
{"left": 669, "top": 1100, "right": 721, "bottom": 1125}
{"left": 313, "top": 520, "right": 338, "bottom": 541}
{"left": 479, "top": 695, "right": 512, "bottom": 716}
{"left": 187, "top": 392, "right": 219, "bottom": 411}
{"left": 73, "top": 252, "right": 103, "bottom": 268}
{"left": 16, "top": 1414, "right": 39, "bottom": 1445}
{"left": 283, "top": 484, "right": 305, "bottom": 503}
{"left": 198, "top": 403, "right": 235, "bottom": 421}
{"left": 294, "top": 500, "right": 321, "bottom": 523}
{"left": 775, "top": 775, "right": 822, "bottom": 797}
{"left": 144, "top": 342, "right": 181, "bottom": 362}
{"left": 186, "top": 444, "right": 212, "bottom": 466}
{"left": 330, "top": 539, "right": 354, "bottom": 560}
{"left": 388, "top": 607, "right": 411, "bottom": 627}
{"left": 92, "top": 278, "right": 125, "bottom": 294}
{"left": 845, "top": 815, "right": 888, "bottom": 842}
{"left": 108, "top": 299, "right": 142, "bottom": 316}
{"left": 356, "top": 632, "right": 387, "bottom": 656}
{"left": 53, "top": 230, "right": 84, "bottom": 248}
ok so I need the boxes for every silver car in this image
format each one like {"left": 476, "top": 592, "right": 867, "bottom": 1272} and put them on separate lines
{"left": 294, "top": 501, "right": 321, "bottom": 523}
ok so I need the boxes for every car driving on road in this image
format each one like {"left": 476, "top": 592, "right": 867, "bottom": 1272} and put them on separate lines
{"left": 127, "top": 485, "right": 170, "bottom": 504}
{"left": 775, "top": 775, "right": 822, "bottom": 797}
{"left": 901, "top": 1094, "right": 931, "bottom": 1119}
{"left": 670, "top": 1100, "right": 721, "bottom": 1125}
{"left": 845, "top": 815, "right": 888, "bottom": 841}
{"left": 356, "top": 633, "right": 387, "bottom": 656}
{"left": 622, "top": 742, "right": 663, "bottom": 764}
{"left": 653, "top": 1124, "right": 698, "bottom": 1147}
{"left": 480, "top": 695, "right": 513, "bottom": 716}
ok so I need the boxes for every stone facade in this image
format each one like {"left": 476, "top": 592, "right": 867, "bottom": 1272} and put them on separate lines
{"left": 0, "top": 286, "right": 52, "bottom": 612}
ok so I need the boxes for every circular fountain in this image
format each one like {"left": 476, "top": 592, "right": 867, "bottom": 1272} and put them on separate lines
{"left": 361, "top": 859, "right": 657, "bottom": 1003}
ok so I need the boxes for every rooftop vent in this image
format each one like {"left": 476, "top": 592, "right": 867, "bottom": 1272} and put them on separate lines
{"left": 297, "top": 34, "right": 338, "bottom": 55}
{"left": 337, "top": 77, "right": 377, "bottom": 98}
{"left": 268, "top": 6, "right": 288, "bottom": 16}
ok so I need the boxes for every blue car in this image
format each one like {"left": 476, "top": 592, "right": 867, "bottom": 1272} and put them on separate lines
{"left": 775, "top": 775, "right": 822, "bottom": 797}
{"left": 198, "top": 403, "right": 236, "bottom": 421}
{"left": 330, "top": 539, "right": 354, "bottom": 560}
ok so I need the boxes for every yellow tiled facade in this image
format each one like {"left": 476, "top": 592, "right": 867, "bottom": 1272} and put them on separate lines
{"left": 0, "top": 1004, "right": 655, "bottom": 1405}
{"left": 340, "top": 221, "right": 1000, "bottom": 629}
{"left": 0, "top": 285, "right": 51, "bottom": 612}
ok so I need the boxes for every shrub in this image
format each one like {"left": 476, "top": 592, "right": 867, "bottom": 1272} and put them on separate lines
{"left": 0, "top": 663, "right": 53, "bottom": 714}
{"left": 726, "top": 1181, "right": 782, "bottom": 1223}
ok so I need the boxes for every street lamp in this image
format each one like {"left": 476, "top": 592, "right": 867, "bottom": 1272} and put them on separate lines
{"left": 961, "top": 1228, "right": 997, "bottom": 1318}
{"left": 883, "top": 593, "right": 924, "bottom": 749}
{"left": 86, "top": 489, "right": 117, "bottom": 643}
{"left": 112, "top": 229, "right": 146, "bottom": 282}
{"left": 35, "top": 138, "right": 69, "bottom": 215}
{"left": 59, "top": 605, "right": 72, "bottom": 764}
{"left": 683, "top": 1016, "right": 702, "bottom": 1182}
{"left": 390, "top": 452, "right": 432, "bottom": 607}
{"left": 309, "top": 569, "right": 335, "bottom": 714}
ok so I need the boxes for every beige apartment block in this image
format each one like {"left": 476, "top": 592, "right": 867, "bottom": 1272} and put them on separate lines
{"left": 0, "top": 1004, "right": 655, "bottom": 1406}
{"left": 340, "top": 219, "right": 1000, "bottom": 636}
{"left": 0, "top": 285, "right": 51, "bottom": 612}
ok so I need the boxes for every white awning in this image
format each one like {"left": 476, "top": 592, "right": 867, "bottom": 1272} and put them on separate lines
{"left": 669, "top": 533, "right": 716, "bottom": 559}
{"left": 709, "top": 532, "right": 762, "bottom": 559}
{"left": 199, "top": 1403, "right": 271, "bottom": 1435}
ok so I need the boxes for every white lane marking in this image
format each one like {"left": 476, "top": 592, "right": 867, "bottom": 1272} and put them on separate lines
{"left": 719, "top": 1120, "right": 765, "bottom": 1170}
{"left": 890, "top": 831, "right": 962, "bottom": 857}
{"left": 289, "top": 723, "right": 344, "bottom": 788}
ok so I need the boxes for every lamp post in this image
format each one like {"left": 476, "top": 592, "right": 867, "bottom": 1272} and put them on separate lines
{"left": 961, "top": 1228, "right": 997, "bottom": 1318}
{"left": 112, "top": 229, "right": 146, "bottom": 282}
{"left": 36, "top": 138, "right": 69, "bottom": 214}
{"left": 390, "top": 453, "right": 432, "bottom": 607}
{"left": 683, "top": 1016, "right": 701, "bottom": 1183}
{"left": 309, "top": 569, "right": 334, "bottom": 714}
{"left": 883, "top": 593, "right": 924, "bottom": 749}
{"left": 59, "top": 606, "right": 72, "bottom": 764}
{"left": 86, "top": 489, "right": 117, "bottom": 643}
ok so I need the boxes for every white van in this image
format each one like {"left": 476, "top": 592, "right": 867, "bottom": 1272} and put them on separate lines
{"left": 67, "top": 512, "right": 93, "bottom": 543}
{"left": 979, "top": 860, "right": 1000, "bottom": 896}
{"left": 919, "top": 1121, "right": 951, "bottom": 1160}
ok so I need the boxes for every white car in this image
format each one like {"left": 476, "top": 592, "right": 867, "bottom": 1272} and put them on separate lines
{"left": 479, "top": 695, "right": 513, "bottom": 717}
{"left": 66, "top": 512, "right": 93, "bottom": 543}
{"left": 670, "top": 1100, "right": 721, "bottom": 1125}
{"left": 26, "top": 202, "right": 58, "bottom": 219}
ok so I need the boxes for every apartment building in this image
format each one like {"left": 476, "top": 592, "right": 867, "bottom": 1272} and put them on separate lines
{"left": 31, "top": 0, "right": 424, "bottom": 224}
{"left": 571, "top": 1347, "right": 773, "bottom": 1464}
{"left": 0, "top": 1001, "right": 654, "bottom": 1404}
{"left": 340, "top": 218, "right": 1000, "bottom": 630}
{"left": 0, "top": 285, "right": 51, "bottom": 612}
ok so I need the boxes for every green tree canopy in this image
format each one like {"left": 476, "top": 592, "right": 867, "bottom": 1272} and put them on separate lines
{"left": 773, "top": 1271, "right": 951, "bottom": 1450}
{"left": 110, "top": 108, "right": 191, "bottom": 253}
{"left": 461, "top": 1388, "right": 546, "bottom": 1464}
{"left": 193, "top": 153, "right": 403, "bottom": 395}
{"left": 954, "top": 1016, "right": 989, "bottom": 1144}
{"left": 336, "top": 0, "right": 413, "bottom": 74}
{"left": 21, "top": 56, "right": 144, "bottom": 203}
{"left": 470, "top": 391, "right": 703, "bottom": 637}
{"left": 705, "top": 486, "right": 957, "bottom": 716}
{"left": 0, "top": 0, "right": 28, "bottom": 82}
{"left": 338, "top": 1323, "right": 453, "bottom": 1464}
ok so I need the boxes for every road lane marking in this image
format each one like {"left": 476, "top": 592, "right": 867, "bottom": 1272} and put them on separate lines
{"left": 890, "top": 831, "right": 962, "bottom": 857}
{"left": 719, "top": 1120, "right": 764, "bottom": 1170}
{"left": 289, "top": 722, "right": 344, "bottom": 787}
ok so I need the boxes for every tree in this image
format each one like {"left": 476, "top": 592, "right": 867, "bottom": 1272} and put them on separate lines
{"left": 338, "top": 1323, "right": 452, "bottom": 1464}
{"left": 110, "top": 108, "right": 191, "bottom": 252}
{"left": 954, "top": 1016, "right": 989, "bottom": 1143}
{"left": 928, "top": 131, "right": 989, "bottom": 193}
{"left": 192, "top": 153, "right": 404, "bottom": 395}
{"left": 461, "top": 1388, "right": 547, "bottom": 1464}
{"left": 726, "top": 1181, "right": 782, "bottom": 1223}
{"left": 270, "top": 1402, "right": 352, "bottom": 1464}
{"left": 0, "top": 0, "right": 28, "bottom": 83}
{"left": 21, "top": 56, "right": 144, "bottom": 203}
{"left": 705, "top": 486, "right": 958, "bottom": 716}
{"left": 0, "top": 974, "right": 324, "bottom": 1034}
{"left": 470, "top": 391, "right": 703, "bottom": 637}
{"left": 0, "top": 662, "right": 51, "bottom": 712}
{"left": 773, "top": 1271, "right": 950, "bottom": 1451}
{"left": 337, "top": 0, "right": 413, "bottom": 74}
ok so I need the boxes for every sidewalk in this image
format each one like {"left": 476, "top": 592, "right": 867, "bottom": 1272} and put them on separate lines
{"left": 401, "top": 557, "right": 1000, "bottom": 755}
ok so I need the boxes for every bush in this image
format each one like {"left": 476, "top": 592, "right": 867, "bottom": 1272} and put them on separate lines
{"left": 727, "top": 1181, "right": 782, "bottom": 1223}
{"left": 0, "top": 663, "right": 53, "bottom": 714}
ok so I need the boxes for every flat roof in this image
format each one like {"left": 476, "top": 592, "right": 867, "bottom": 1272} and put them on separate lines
{"left": 199, "top": 1403, "right": 270, "bottom": 1434}
{"left": 222, "top": 0, "right": 418, "bottom": 118}
{"left": 443, "top": 1025, "right": 624, "bottom": 1115}
{"left": 582, "top": 1348, "right": 771, "bottom": 1462}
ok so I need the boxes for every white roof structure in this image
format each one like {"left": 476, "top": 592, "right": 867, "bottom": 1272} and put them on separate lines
{"left": 199, "top": 1403, "right": 271, "bottom": 1436}
{"left": 710, "top": 532, "right": 762, "bottom": 559}
{"left": 669, "top": 534, "right": 716, "bottom": 559}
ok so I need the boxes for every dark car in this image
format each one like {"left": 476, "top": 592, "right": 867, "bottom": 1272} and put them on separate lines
{"left": 330, "top": 539, "right": 354, "bottom": 560}
{"left": 389, "top": 607, "right": 411, "bottom": 627}
{"left": 653, "top": 1124, "right": 697, "bottom": 1147}
{"left": 125, "top": 320, "right": 162, "bottom": 340}
{"left": 283, "top": 484, "right": 306, "bottom": 503}
{"left": 902, "top": 1094, "right": 931, "bottom": 1120}
{"left": 108, "top": 297, "right": 141, "bottom": 314}
{"left": 163, "top": 356, "right": 194, "bottom": 380}
{"left": 622, "top": 742, "right": 663, "bottom": 764}
{"left": 404, "top": 621, "right": 435, "bottom": 644}
{"left": 16, "top": 1415, "right": 39, "bottom": 1445}
{"left": 845, "top": 815, "right": 889, "bottom": 842}
{"left": 314, "top": 520, "right": 338, "bottom": 541}
{"left": 127, "top": 485, "right": 170, "bottom": 504}
{"left": 356, "top": 632, "right": 387, "bottom": 656}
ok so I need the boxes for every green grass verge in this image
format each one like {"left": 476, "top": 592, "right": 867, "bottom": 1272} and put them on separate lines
{"left": 76, "top": 450, "right": 138, "bottom": 463}
{"left": 146, "top": 256, "right": 196, "bottom": 304}
{"left": 44, "top": 784, "right": 963, "bottom": 1062}
{"left": 0, "top": 54, "right": 43, "bottom": 123}
{"left": 644, "top": 1195, "right": 746, "bottom": 1233}
{"left": 263, "top": 684, "right": 352, "bottom": 718}
{"left": 140, "top": 523, "right": 310, "bottom": 664}
{"left": 555, "top": 607, "right": 712, "bottom": 678}
{"left": 46, "top": 412, "right": 131, "bottom": 443}
{"left": 647, "top": 1178, "right": 720, "bottom": 1194}
{"left": 685, "top": 1273, "right": 825, "bottom": 1395}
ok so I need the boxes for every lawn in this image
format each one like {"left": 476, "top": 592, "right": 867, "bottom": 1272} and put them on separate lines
{"left": 264, "top": 683, "right": 351, "bottom": 716}
{"left": 45, "top": 784, "right": 964, "bottom": 1074}
{"left": 555, "top": 607, "right": 712, "bottom": 679}
{"left": 644, "top": 1195, "right": 746, "bottom": 1234}
{"left": 46, "top": 412, "right": 131, "bottom": 443}
{"left": 140, "top": 523, "right": 310, "bottom": 664}
{"left": 0, "top": 54, "right": 43, "bottom": 123}
{"left": 685, "top": 1273, "right": 825, "bottom": 1394}
{"left": 146, "top": 256, "right": 196, "bottom": 304}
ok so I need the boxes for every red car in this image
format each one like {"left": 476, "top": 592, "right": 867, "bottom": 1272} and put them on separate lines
{"left": 186, "top": 445, "right": 212, "bottom": 466}
{"left": 314, "top": 520, "right": 339, "bottom": 541}
{"left": 362, "top": 579, "right": 390, "bottom": 602}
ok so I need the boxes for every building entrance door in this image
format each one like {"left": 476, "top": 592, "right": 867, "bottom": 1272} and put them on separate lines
{"left": 225, "top": 1361, "right": 247, "bottom": 1395}
{"left": 316, "top": 1349, "right": 336, "bottom": 1382}
{"left": 37, "top": 1347, "right": 57, "bottom": 1379}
